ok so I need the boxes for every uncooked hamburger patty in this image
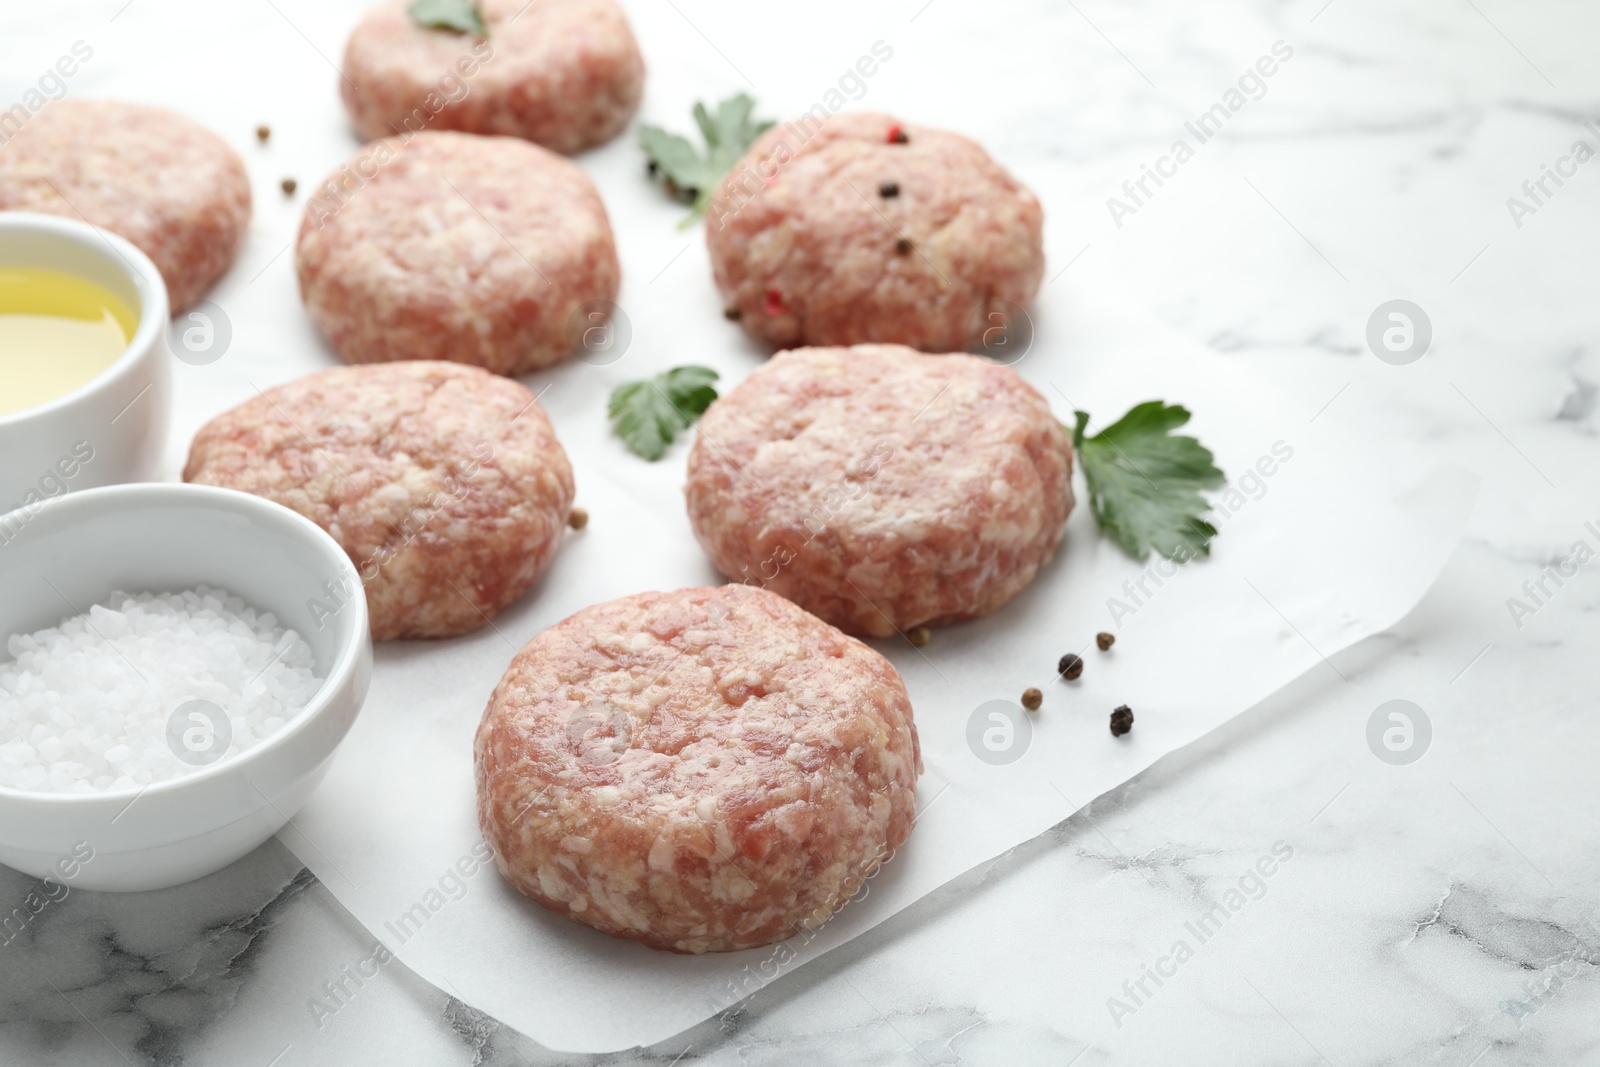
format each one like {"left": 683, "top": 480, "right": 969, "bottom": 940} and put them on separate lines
{"left": 184, "top": 362, "right": 574, "bottom": 641}
{"left": 295, "top": 131, "right": 619, "bottom": 375}
{"left": 686, "top": 345, "right": 1073, "bottom": 637}
{"left": 475, "top": 584, "right": 921, "bottom": 953}
{"left": 341, "top": 0, "right": 644, "bottom": 155}
{"left": 0, "top": 100, "right": 250, "bottom": 310}
{"left": 705, "top": 113, "right": 1043, "bottom": 352}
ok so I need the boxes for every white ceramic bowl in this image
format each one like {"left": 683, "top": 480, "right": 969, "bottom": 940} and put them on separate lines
{"left": 0, "top": 483, "right": 372, "bottom": 891}
{"left": 0, "top": 211, "right": 171, "bottom": 520}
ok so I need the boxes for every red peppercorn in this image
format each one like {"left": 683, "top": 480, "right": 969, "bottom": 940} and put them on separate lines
{"left": 887, "top": 125, "right": 909, "bottom": 145}
{"left": 764, "top": 289, "right": 783, "bottom": 316}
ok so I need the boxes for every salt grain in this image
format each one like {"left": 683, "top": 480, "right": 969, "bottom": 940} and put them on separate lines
{"left": 0, "top": 585, "right": 323, "bottom": 794}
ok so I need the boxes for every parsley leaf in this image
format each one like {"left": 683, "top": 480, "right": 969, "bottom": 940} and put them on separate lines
{"left": 639, "top": 94, "right": 774, "bottom": 223}
{"left": 609, "top": 366, "right": 720, "bottom": 461}
{"left": 408, "top": 0, "right": 487, "bottom": 35}
{"left": 1071, "top": 401, "right": 1226, "bottom": 561}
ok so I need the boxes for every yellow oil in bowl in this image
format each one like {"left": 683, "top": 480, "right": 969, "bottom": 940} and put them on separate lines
{"left": 0, "top": 267, "right": 138, "bottom": 417}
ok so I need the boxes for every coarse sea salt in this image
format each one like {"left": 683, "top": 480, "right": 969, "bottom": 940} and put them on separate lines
{"left": 0, "top": 585, "right": 323, "bottom": 794}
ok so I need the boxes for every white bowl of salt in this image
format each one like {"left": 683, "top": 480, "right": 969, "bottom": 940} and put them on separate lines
{"left": 0, "top": 482, "right": 372, "bottom": 890}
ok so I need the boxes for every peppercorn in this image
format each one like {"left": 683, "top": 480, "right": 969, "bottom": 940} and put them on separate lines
{"left": 764, "top": 289, "right": 784, "bottom": 316}
{"left": 723, "top": 307, "right": 742, "bottom": 321}
{"left": 1022, "top": 687, "right": 1042, "bottom": 711}
{"left": 887, "top": 125, "right": 909, "bottom": 144}
{"left": 647, "top": 160, "right": 658, "bottom": 177}
{"left": 895, "top": 237, "right": 913, "bottom": 255}
{"left": 906, "top": 625, "right": 931, "bottom": 647}
{"left": 1057, "top": 653, "right": 1083, "bottom": 680}
{"left": 256, "top": 124, "right": 270, "bottom": 143}
{"left": 281, "top": 178, "right": 297, "bottom": 196}
{"left": 1097, "top": 632, "right": 1115, "bottom": 651}
{"left": 1110, "top": 705, "right": 1134, "bottom": 736}
{"left": 683, "top": 186, "right": 700, "bottom": 202}
{"left": 567, "top": 507, "right": 589, "bottom": 530}
{"left": 879, "top": 181, "right": 899, "bottom": 198}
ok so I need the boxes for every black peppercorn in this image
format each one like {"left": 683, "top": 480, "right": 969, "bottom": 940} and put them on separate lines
{"left": 1097, "top": 632, "right": 1115, "bottom": 651}
{"left": 723, "top": 307, "right": 742, "bottom": 321}
{"left": 895, "top": 237, "right": 913, "bottom": 254}
{"left": 1110, "top": 705, "right": 1134, "bottom": 737}
{"left": 1057, "top": 653, "right": 1083, "bottom": 680}
{"left": 879, "top": 181, "right": 899, "bottom": 198}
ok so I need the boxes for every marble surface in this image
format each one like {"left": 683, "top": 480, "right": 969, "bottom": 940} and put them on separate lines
{"left": 3, "top": 0, "right": 1599, "bottom": 1062}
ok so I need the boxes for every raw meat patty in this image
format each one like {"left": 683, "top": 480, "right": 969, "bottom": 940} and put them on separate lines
{"left": 705, "top": 112, "right": 1043, "bottom": 352}
{"left": 296, "top": 131, "right": 619, "bottom": 375}
{"left": 184, "top": 362, "right": 574, "bottom": 641}
{"left": 686, "top": 345, "right": 1073, "bottom": 637}
{"left": 475, "top": 584, "right": 921, "bottom": 953}
{"left": 0, "top": 99, "right": 250, "bottom": 310}
{"left": 341, "top": 0, "right": 644, "bottom": 155}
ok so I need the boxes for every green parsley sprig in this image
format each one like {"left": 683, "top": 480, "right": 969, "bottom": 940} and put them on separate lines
{"left": 640, "top": 94, "right": 773, "bottom": 224}
{"left": 609, "top": 366, "right": 720, "bottom": 461}
{"left": 1071, "top": 402, "right": 1226, "bottom": 561}
{"left": 408, "top": 0, "right": 487, "bottom": 35}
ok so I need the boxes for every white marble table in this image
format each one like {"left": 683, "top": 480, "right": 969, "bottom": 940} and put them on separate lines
{"left": 2, "top": 0, "right": 1598, "bottom": 1062}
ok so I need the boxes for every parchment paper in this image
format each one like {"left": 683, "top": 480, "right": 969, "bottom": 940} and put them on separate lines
{"left": 55, "top": 0, "right": 1477, "bottom": 1050}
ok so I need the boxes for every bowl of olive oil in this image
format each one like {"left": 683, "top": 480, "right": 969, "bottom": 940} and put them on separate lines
{"left": 0, "top": 212, "right": 170, "bottom": 530}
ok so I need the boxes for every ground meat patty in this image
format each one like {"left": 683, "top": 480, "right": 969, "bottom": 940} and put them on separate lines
{"left": 341, "top": 0, "right": 644, "bottom": 155}
{"left": 183, "top": 361, "right": 574, "bottom": 641}
{"left": 705, "top": 112, "right": 1043, "bottom": 352}
{"left": 475, "top": 584, "right": 920, "bottom": 953}
{"left": 0, "top": 99, "right": 250, "bottom": 310}
{"left": 295, "top": 131, "right": 619, "bottom": 375}
{"left": 686, "top": 345, "right": 1073, "bottom": 637}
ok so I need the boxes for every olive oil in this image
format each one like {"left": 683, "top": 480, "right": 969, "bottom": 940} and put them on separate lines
{"left": 0, "top": 267, "right": 137, "bottom": 417}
